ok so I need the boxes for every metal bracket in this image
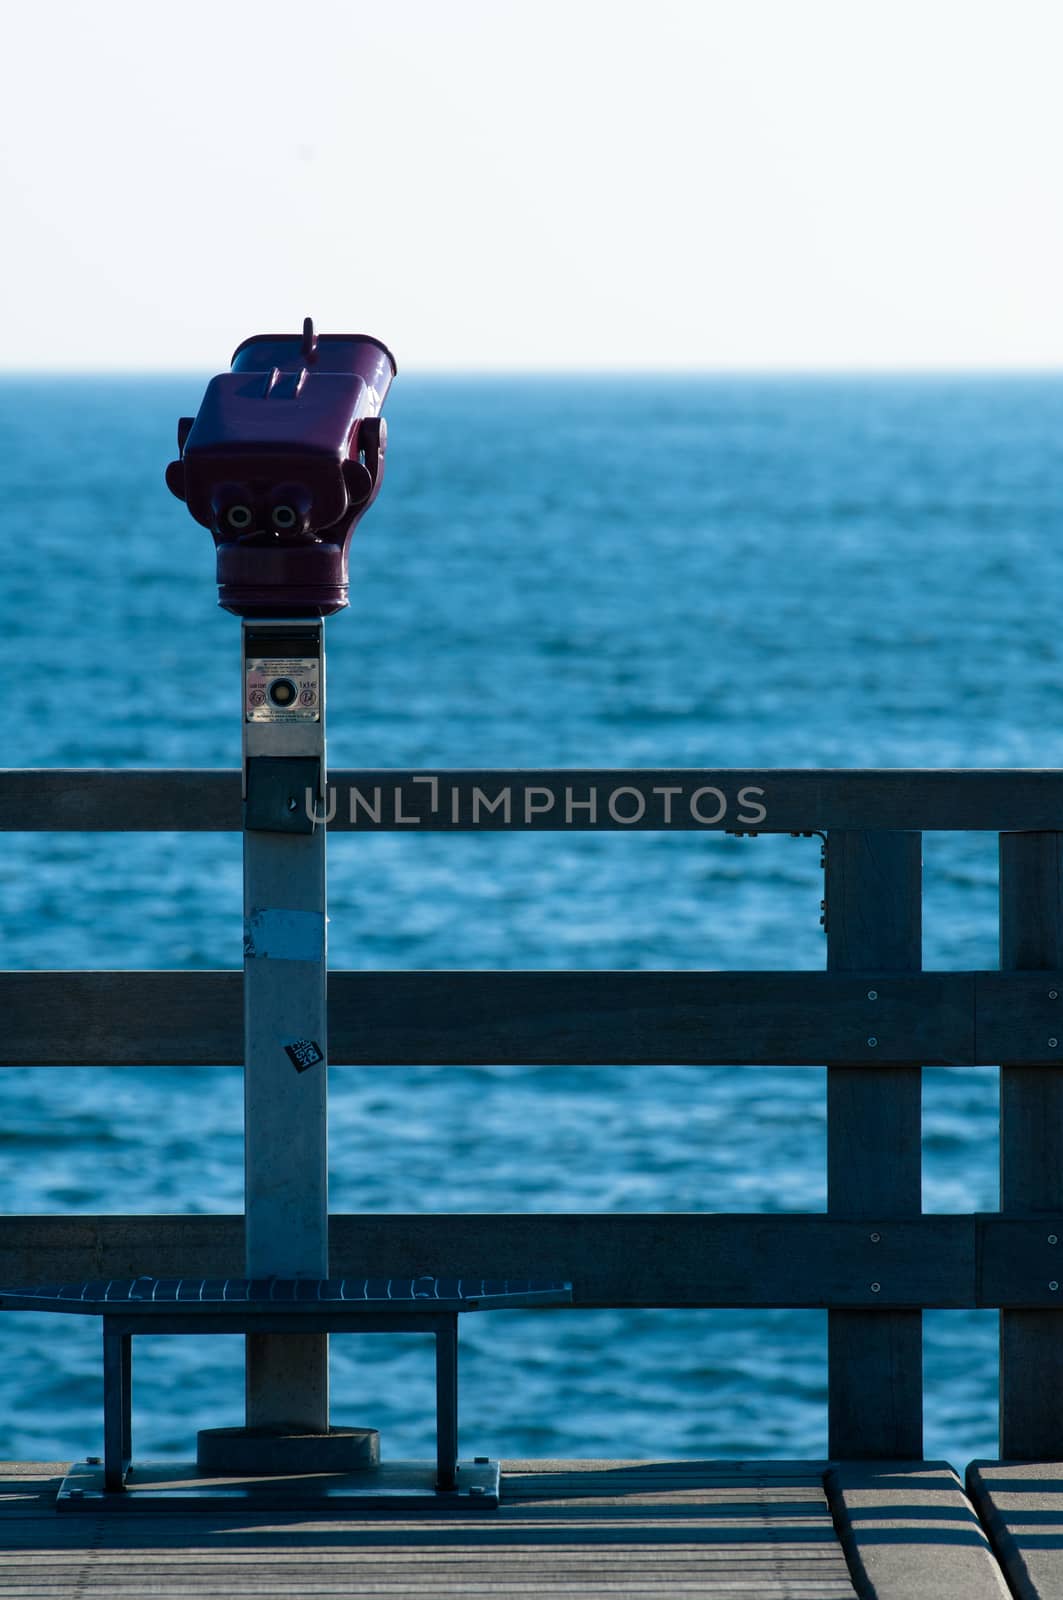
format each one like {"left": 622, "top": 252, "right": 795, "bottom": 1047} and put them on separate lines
{"left": 788, "top": 830, "right": 829, "bottom": 932}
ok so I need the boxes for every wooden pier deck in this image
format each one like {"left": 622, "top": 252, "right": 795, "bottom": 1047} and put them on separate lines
{"left": 0, "top": 1456, "right": 1035, "bottom": 1599}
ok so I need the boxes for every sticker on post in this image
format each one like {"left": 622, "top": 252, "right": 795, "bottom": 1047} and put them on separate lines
{"left": 246, "top": 657, "right": 320, "bottom": 722}
{"left": 245, "top": 908, "right": 325, "bottom": 963}
{"left": 285, "top": 1038, "right": 325, "bottom": 1073}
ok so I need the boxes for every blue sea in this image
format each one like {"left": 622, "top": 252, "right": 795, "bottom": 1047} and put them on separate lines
{"left": 2, "top": 373, "right": 1062, "bottom": 1472}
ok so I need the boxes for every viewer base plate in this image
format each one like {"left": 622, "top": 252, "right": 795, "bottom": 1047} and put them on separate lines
{"left": 56, "top": 1457, "right": 501, "bottom": 1513}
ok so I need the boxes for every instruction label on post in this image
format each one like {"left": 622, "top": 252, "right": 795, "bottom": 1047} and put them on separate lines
{"left": 245, "top": 657, "right": 320, "bottom": 722}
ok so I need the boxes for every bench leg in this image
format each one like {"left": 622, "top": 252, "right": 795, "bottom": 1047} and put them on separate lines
{"left": 435, "top": 1316, "right": 458, "bottom": 1490}
{"left": 103, "top": 1324, "right": 132, "bottom": 1492}
{"left": 121, "top": 1332, "right": 132, "bottom": 1462}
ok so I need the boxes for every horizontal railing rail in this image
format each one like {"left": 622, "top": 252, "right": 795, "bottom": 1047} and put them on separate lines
{"left": 0, "top": 1212, "right": 1059, "bottom": 1310}
{"left": 2, "top": 968, "right": 1061, "bottom": 1065}
{"left": 4, "top": 766, "right": 1063, "bottom": 832}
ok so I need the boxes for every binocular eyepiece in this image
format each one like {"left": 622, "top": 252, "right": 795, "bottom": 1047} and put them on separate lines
{"left": 166, "top": 318, "right": 396, "bottom": 618}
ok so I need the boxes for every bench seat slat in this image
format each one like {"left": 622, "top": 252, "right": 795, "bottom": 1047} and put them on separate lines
{"left": 0, "top": 1275, "right": 573, "bottom": 1315}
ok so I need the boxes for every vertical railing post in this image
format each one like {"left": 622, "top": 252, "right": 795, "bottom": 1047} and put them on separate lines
{"left": 826, "top": 829, "right": 923, "bottom": 1459}
{"left": 999, "top": 830, "right": 1063, "bottom": 1457}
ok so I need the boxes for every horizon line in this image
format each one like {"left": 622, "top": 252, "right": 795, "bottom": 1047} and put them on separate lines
{"left": 3, "top": 365, "right": 1063, "bottom": 380}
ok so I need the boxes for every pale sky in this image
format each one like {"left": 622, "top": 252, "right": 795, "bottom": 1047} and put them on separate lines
{"left": 1, "top": 0, "right": 1062, "bottom": 370}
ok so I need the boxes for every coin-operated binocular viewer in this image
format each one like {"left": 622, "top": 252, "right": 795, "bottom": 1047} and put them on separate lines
{"left": 169, "top": 320, "right": 395, "bottom": 1477}
{"left": 166, "top": 317, "right": 394, "bottom": 618}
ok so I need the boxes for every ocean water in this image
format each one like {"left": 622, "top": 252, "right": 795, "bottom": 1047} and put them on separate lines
{"left": 2, "top": 372, "right": 1062, "bottom": 1471}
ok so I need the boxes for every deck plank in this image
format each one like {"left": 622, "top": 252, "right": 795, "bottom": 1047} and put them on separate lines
{"left": 967, "top": 1461, "right": 1063, "bottom": 1600}
{"left": 0, "top": 1460, "right": 858, "bottom": 1598}
{"left": 828, "top": 1461, "right": 1010, "bottom": 1598}
{"left": 0, "top": 1457, "right": 1037, "bottom": 1598}
{"left": 0, "top": 1458, "right": 1022, "bottom": 1599}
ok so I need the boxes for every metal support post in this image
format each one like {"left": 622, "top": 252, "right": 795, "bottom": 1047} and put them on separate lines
{"left": 102, "top": 1324, "right": 132, "bottom": 1491}
{"left": 435, "top": 1317, "right": 459, "bottom": 1490}
{"left": 242, "top": 618, "right": 329, "bottom": 1432}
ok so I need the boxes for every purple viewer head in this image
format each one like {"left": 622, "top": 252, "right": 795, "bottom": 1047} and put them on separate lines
{"left": 165, "top": 318, "right": 396, "bottom": 618}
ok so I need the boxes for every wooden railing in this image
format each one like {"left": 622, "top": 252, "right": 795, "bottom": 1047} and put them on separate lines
{"left": 3, "top": 767, "right": 1062, "bottom": 1460}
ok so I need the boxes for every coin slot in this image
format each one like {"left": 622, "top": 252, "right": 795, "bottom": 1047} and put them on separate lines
{"left": 267, "top": 678, "right": 298, "bottom": 708}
